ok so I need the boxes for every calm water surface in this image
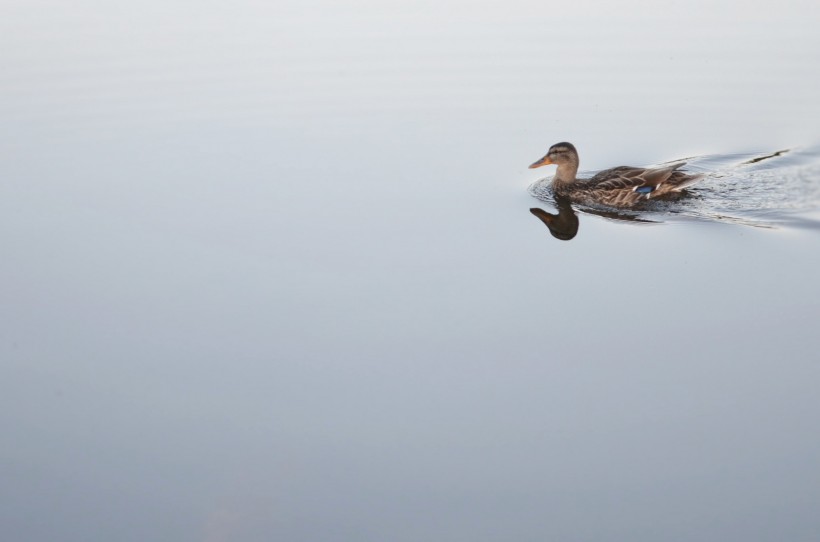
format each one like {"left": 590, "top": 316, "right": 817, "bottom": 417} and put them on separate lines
{"left": 2, "top": 2, "right": 820, "bottom": 541}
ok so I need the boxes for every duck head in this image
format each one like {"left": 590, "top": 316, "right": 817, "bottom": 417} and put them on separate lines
{"left": 529, "top": 142, "right": 578, "bottom": 168}
{"left": 529, "top": 142, "right": 580, "bottom": 183}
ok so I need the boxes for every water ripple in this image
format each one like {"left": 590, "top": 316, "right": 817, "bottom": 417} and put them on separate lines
{"left": 529, "top": 146, "right": 820, "bottom": 229}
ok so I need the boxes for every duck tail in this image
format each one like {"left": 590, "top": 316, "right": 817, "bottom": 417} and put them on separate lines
{"left": 669, "top": 170, "right": 705, "bottom": 191}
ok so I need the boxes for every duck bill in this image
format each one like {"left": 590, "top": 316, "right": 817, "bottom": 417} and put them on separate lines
{"left": 529, "top": 155, "right": 553, "bottom": 169}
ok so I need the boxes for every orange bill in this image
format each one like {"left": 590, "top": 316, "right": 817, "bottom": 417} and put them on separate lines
{"left": 529, "top": 155, "right": 553, "bottom": 169}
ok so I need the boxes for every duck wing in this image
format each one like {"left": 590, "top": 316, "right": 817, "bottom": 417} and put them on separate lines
{"left": 588, "top": 163, "right": 702, "bottom": 196}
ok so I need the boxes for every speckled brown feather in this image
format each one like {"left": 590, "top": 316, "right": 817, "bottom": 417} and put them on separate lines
{"left": 531, "top": 142, "right": 704, "bottom": 208}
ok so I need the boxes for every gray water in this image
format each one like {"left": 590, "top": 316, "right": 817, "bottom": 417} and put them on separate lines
{"left": 2, "top": 2, "right": 820, "bottom": 541}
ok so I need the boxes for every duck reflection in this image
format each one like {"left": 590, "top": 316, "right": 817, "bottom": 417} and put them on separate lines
{"left": 530, "top": 196, "right": 659, "bottom": 241}
{"left": 530, "top": 196, "right": 579, "bottom": 240}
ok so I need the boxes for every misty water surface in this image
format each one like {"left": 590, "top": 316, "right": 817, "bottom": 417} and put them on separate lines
{"left": 2, "top": 1, "right": 820, "bottom": 541}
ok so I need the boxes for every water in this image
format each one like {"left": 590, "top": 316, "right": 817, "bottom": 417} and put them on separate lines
{"left": 2, "top": 2, "right": 820, "bottom": 541}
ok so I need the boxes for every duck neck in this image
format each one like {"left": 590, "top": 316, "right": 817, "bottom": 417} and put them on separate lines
{"left": 552, "top": 162, "right": 579, "bottom": 187}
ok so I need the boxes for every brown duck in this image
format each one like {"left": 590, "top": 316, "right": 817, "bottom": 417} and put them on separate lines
{"left": 529, "top": 142, "right": 704, "bottom": 207}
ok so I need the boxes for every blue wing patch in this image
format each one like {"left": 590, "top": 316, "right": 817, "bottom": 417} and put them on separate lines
{"left": 634, "top": 185, "right": 654, "bottom": 194}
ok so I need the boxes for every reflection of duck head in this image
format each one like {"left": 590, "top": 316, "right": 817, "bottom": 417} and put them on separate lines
{"left": 530, "top": 196, "right": 579, "bottom": 241}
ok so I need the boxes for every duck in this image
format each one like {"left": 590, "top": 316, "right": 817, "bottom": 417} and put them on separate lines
{"left": 529, "top": 142, "right": 704, "bottom": 208}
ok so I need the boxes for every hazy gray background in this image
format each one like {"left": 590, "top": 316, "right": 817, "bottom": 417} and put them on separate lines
{"left": 2, "top": 1, "right": 820, "bottom": 541}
